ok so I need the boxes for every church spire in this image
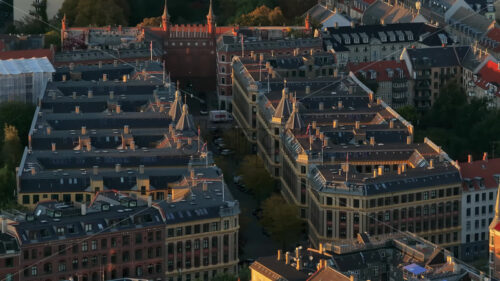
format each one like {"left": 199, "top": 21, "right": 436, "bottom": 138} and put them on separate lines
{"left": 207, "top": 0, "right": 216, "bottom": 35}
{"left": 162, "top": 0, "right": 170, "bottom": 32}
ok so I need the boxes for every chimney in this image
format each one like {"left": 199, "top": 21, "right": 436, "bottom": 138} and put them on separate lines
{"left": 81, "top": 204, "right": 87, "bottom": 216}
{"left": 323, "top": 136, "right": 329, "bottom": 147}
{"left": 124, "top": 125, "right": 129, "bottom": 134}
{"left": 147, "top": 196, "right": 152, "bottom": 207}
{"left": 188, "top": 137, "right": 192, "bottom": 145}
{"left": 334, "top": 22, "right": 338, "bottom": 29}
{"left": 109, "top": 91, "right": 114, "bottom": 99}
{"left": 176, "top": 141, "right": 182, "bottom": 149}
{"left": 250, "top": 51, "right": 255, "bottom": 60}
{"left": 483, "top": 152, "right": 488, "bottom": 161}
{"left": 130, "top": 141, "right": 135, "bottom": 151}
{"left": 98, "top": 61, "right": 102, "bottom": 68}
{"left": 370, "top": 136, "right": 375, "bottom": 146}
{"left": 377, "top": 98, "right": 382, "bottom": 105}
{"left": 306, "top": 86, "right": 311, "bottom": 94}
{"left": 123, "top": 75, "right": 127, "bottom": 83}
{"left": 333, "top": 120, "right": 338, "bottom": 129}
{"left": 319, "top": 102, "right": 324, "bottom": 111}
{"left": 351, "top": 21, "right": 355, "bottom": 28}
{"left": 319, "top": 243, "right": 323, "bottom": 254}
{"left": 373, "top": 169, "right": 377, "bottom": 178}
{"left": 468, "top": 154, "right": 472, "bottom": 163}
{"left": 350, "top": 276, "right": 355, "bottom": 281}
{"left": 93, "top": 165, "right": 98, "bottom": 175}
{"left": 46, "top": 127, "right": 51, "bottom": 135}
{"left": 429, "top": 159, "right": 434, "bottom": 169}
{"left": 51, "top": 143, "right": 56, "bottom": 152}
{"left": 69, "top": 63, "right": 74, "bottom": 70}
{"left": 355, "top": 121, "right": 360, "bottom": 129}
{"left": 310, "top": 48, "right": 314, "bottom": 56}
{"left": 296, "top": 257, "right": 302, "bottom": 271}
{"left": 139, "top": 165, "right": 144, "bottom": 174}
{"left": 1, "top": 220, "right": 7, "bottom": 234}
{"left": 81, "top": 126, "right": 86, "bottom": 135}
{"left": 285, "top": 252, "right": 290, "bottom": 264}
{"left": 62, "top": 74, "right": 66, "bottom": 82}
{"left": 380, "top": 19, "right": 385, "bottom": 25}
{"left": 401, "top": 164, "right": 406, "bottom": 173}
{"left": 389, "top": 119, "right": 394, "bottom": 128}
{"left": 295, "top": 247, "right": 300, "bottom": 259}
{"left": 88, "top": 90, "right": 93, "bottom": 98}
{"left": 378, "top": 165, "right": 383, "bottom": 176}
{"left": 115, "top": 164, "right": 121, "bottom": 173}
{"left": 369, "top": 92, "right": 374, "bottom": 103}
{"left": 203, "top": 181, "right": 208, "bottom": 191}
{"left": 116, "top": 104, "right": 121, "bottom": 114}
{"left": 338, "top": 100, "right": 343, "bottom": 109}
{"left": 103, "top": 73, "right": 108, "bottom": 82}
{"left": 312, "top": 121, "right": 317, "bottom": 129}
{"left": 406, "top": 136, "right": 412, "bottom": 144}
{"left": 31, "top": 167, "right": 36, "bottom": 175}
{"left": 277, "top": 250, "right": 282, "bottom": 261}
{"left": 397, "top": 165, "right": 402, "bottom": 175}
{"left": 72, "top": 92, "right": 77, "bottom": 99}
{"left": 113, "top": 60, "right": 118, "bottom": 67}
{"left": 75, "top": 106, "right": 80, "bottom": 114}
{"left": 293, "top": 49, "right": 299, "bottom": 56}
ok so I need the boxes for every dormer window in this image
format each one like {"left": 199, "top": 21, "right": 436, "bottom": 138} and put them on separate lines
{"left": 57, "top": 227, "right": 64, "bottom": 235}
{"left": 67, "top": 224, "right": 75, "bottom": 234}
{"left": 85, "top": 224, "right": 92, "bottom": 232}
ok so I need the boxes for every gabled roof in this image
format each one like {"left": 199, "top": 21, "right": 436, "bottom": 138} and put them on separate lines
{"left": 459, "top": 158, "right": 500, "bottom": 189}
{"left": 449, "top": 6, "right": 495, "bottom": 34}
{"left": 274, "top": 89, "right": 293, "bottom": 119}
{"left": 169, "top": 89, "right": 183, "bottom": 122}
{"left": 307, "top": 266, "right": 350, "bottom": 281}
{"left": 348, "top": 60, "right": 410, "bottom": 82}
{"left": 306, "top": 4, "right": 337, "bottom": 23}
{"left": 285, "top": 102, "right": 305, "bottom": 130}
{"left": 175, "top": 104, "right": 195, "bottom": 132}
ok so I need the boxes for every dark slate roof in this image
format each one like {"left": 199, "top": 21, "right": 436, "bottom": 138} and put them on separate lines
{"left": 251, "top": 256, "right": 310, "bottom": 281}
{"left": 406, "top": 46, "right": 472, "bottom": 68}
{"left": 54, "top": 64, "right": 135, "bottom": 82}
{"left": 325, "top": 23, "right": 453, "bottom": 48}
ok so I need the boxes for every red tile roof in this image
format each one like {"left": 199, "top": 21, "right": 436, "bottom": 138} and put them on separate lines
{"left": 0, "top": 49, "right": 54, "bottom": 62}
{"left": 495, "top": 221, "right": 500, "bottom": 231}
{"left": 459, "top": 158, "right": 500, "bottom": 190}
{"left": 474, "top": 60, "right": 500, "bottom": 97}
{"left": 348, "top": 60, "right": 410, "bottom": 82}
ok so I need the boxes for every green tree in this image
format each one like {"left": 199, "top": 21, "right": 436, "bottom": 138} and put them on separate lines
{"left": 137, "top": 16, "right": 162, "bottom": 28}
{"left": 61, "top": 0, "right": 130, "bottom": 26}
{"left": 235, "top": 5, "right": 285, "bottom": 26}
{"left": 261, "top": 194, "right": 303, "bottom": 249}
{"left": 0, "top": 165, "right": 16, "bottom": 206}
{"left": 398, "top": 105, "right": 419, "bottom": 125}
{"left": 238, "top": 155, "right": 275, "bottom": 202}
{"left": 44, "top": 30, "right": 61, "bottom": 49}
{"left": 0, "top": 102, "right": 36, "bottom": 147}
{"left": 2, "top": 124, "right": 23, "bottom": 168}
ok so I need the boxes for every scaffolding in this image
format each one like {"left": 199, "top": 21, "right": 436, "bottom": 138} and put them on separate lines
{"left": 0, "top": 57, "right": 55, "bottom": 103}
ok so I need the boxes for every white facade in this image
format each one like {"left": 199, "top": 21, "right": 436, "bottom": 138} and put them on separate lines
{"left": 0, "top": 57, "right": 55, "bottom": 103}
{"left": 461, "top": 186, "right": 497, "bottom": 256}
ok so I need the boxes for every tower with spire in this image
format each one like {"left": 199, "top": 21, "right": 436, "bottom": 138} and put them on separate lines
{"left": 162, "top": 0, "right": 170, "bottom": 32}
{"left": 207, "top": 0, "right": 216, "bottom": 35}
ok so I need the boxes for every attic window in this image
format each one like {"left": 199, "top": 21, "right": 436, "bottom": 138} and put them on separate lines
{"left": 84, "top": 224, "right": 92, "bottom": 232}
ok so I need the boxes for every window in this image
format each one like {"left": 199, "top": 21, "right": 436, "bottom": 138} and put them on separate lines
{"left": 85, "top": 224, "right": 92, "bottom": 232}
{"left": 224, "top": 220, "right": 229, "bottom": 230}
{"left": 58, "top": 244, "right": 66, "bottom": 255}
{"left": 91, "top": 240, "right": 97, "bottom": 250}
{"left": 123, "top": 235, "right": 130, "bottom": 246}
{"left": 58, "top": 262, "right": 66, "bottom": 272}
{"left": 156, "top": 230, "right": 162, "bottom": 241}
{"left": 136, "top": 233, "right": 142, "bottom": 244}
{"left": 31, "top": 266, "right": 37, "bottom": 276}
{"left": 82, "top": 242, "right": 88, "bottom": 252}
{"left": 101, "top": 238, "right": 107, "bottom": 249}
{"left": 490, "top": 192, "right": 494, "bottom": 200}
{"left": 44, "top": 246, "right": 52, "bottom": 257}
{"left": 467, "top": 195, "right": 471, "bottom": 203}
{"left": 22, "top": 195, "right": 29, "bottom": 204}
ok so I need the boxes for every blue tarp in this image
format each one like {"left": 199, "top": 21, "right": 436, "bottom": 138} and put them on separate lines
{"left": 404, "top": 263, "right": 427, "bottom": 275}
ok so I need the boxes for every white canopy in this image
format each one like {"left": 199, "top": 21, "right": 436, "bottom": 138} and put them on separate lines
{"left": 0, "top": 57, "right": 55, "bottom": 75}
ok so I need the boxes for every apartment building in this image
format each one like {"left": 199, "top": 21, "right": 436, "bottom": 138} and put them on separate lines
{"left": 348, "top": 60, "right": 414, "bottom": 108}
{"left": 251, "top": 232, "right": 488, "bottom": 281}
{"left": 459, "top": 156, "right": 500, "bottom": 261}
{"left": 217, "top": 35, "right": 322, "bottom": 110}
{"left": 401, "top": 45, "right": 469, "bottom": 111}
{"left": 1, "top": 186, "right": 239, "bottom": 281}
{"left": 0, "top": 231, "right": 20, "bottom": 281}
{"left": 232, "top": 54, "right": 463, "bottom": 255}
{"left": 17, "top": 78, "right": 207, "bottom": 208}
{"left": 463, "top": 57, "right": 500, "bottom": 108}
{"left": 323, "top": 23, "right": 454, "bottom": 64}
{"left": 490, "top": 184, "right": 500, "bottom": 279}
